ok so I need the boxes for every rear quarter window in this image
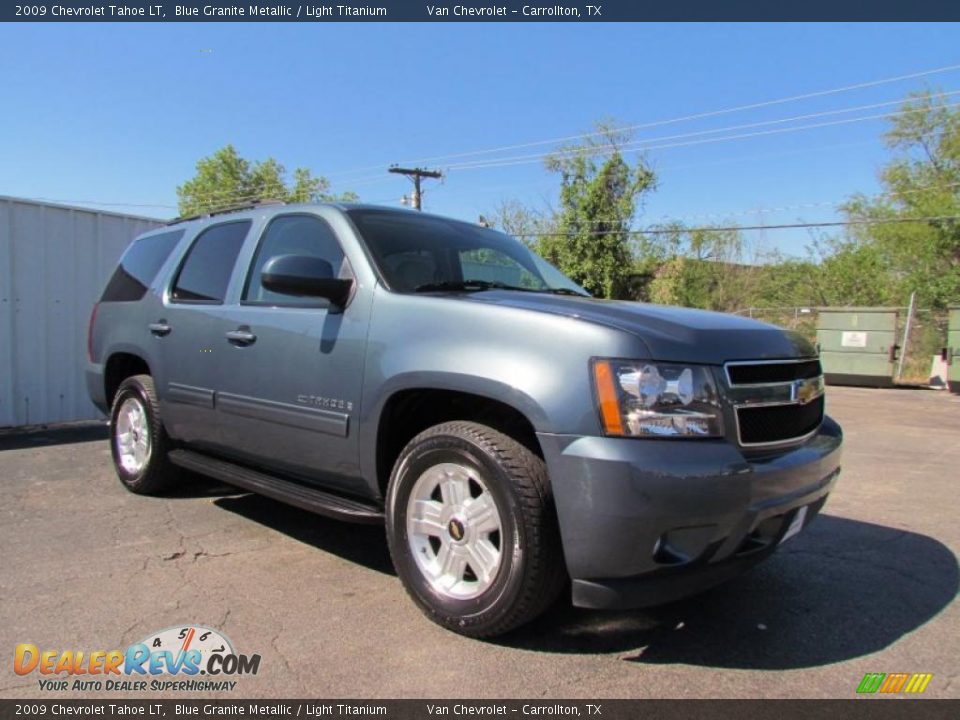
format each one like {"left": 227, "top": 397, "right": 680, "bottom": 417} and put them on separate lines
{"left": 100, "top": 229, "right": 184, "bottom": 302}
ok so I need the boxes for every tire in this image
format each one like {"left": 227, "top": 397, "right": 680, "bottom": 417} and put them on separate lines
{"left": 385, "top": 421, "right": 566, "bottom": 638}
{"left": 109, "top": 374, "right": 181, "bottom": 495}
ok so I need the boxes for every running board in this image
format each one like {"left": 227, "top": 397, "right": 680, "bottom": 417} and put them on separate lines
{"left": 168, "top": 449, "right": 384, "bottom": 524}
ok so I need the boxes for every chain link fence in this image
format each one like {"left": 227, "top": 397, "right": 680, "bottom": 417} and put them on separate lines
{"left": 735, "top": 306, "right": 950, "bottom": 386}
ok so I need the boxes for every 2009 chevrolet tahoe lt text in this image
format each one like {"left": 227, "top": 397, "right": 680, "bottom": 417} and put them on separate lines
{"left": 86, "top": 202, "right": 842, "bottom": 637}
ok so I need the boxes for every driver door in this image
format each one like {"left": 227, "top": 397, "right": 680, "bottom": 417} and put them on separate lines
{"left": 213, "top": 212, "right": 370, "bottom": 496}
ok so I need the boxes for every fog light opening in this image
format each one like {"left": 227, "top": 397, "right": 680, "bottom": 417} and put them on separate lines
{"left": 653, "top": 536, "right": 688, "bottom": 566}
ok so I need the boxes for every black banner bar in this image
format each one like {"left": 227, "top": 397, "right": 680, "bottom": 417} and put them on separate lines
{"left": 4, "top": 0, "right": 960, "bottom": 22}
{"left": 1, "top": 700, "right": 960, "bottom": 720}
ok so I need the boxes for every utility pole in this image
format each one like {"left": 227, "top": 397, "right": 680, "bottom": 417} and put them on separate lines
{"left": 389, "top": 166, "right": 443, "bottom": 211}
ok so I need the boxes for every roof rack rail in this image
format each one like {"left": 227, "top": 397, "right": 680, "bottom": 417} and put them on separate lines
{"left": 166, "top": 198, "right": 287, "bottom": 226}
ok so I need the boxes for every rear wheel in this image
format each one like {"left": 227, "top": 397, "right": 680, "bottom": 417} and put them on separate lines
{"left": 109, "top": 374, "right": 180, "bottom": 495}
{"left": 386, "top": 421, "right": 565, "bottom": 637}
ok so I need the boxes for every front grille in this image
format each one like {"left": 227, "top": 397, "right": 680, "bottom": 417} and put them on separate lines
{"left": 727, "top": 359, "right": 822, "bottom": 385}
{"left": 736, "top": 395, "right": 825, "bottom": 445}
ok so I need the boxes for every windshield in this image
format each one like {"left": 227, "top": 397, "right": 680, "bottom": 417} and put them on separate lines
{"left": 346, "top": 208, "right": 589, "bottom": 296}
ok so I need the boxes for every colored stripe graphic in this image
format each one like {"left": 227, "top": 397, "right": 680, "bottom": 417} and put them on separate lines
{"left": 857, "top": 672, "right": 933, "bottom": 694}
{"left": 904, "top": 674, "right": 934, "bottom": 694}
{"left": 879, "top": 673, "right": 910, "bottom": 693}
{"left": 857, "top": 673, "right": 885, "bottom": 694}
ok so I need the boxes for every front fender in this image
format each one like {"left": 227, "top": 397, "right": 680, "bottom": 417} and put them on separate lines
{"left": 354, "top": 287, "right": 647, "bottom": 496}
{"left": 357, "top": 371, "right": 553, "bottom": 496}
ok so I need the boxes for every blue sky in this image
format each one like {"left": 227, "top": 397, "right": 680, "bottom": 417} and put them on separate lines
{"left": 1, "top": 22, "right": 958, "bottom": 256}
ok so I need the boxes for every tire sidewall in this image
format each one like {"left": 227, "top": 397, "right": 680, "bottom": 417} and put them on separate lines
{"left": 109, "top": 378, "right": 157, "bottom": 490}
{"left": 387, "top": 433, "right": 529, "bottom": 628}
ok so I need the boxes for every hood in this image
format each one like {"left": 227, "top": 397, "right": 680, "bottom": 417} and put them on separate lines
{"left": 460, "top": 292, "right": 817, "bottom": 364}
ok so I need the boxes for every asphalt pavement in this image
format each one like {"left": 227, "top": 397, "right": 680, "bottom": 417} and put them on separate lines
{"left": 1, "top": 386, "right": 958, "bottom": 699}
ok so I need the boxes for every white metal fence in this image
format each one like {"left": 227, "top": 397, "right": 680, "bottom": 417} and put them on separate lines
{"left": 0, "top": 196, "right": 162, "bottom": 427}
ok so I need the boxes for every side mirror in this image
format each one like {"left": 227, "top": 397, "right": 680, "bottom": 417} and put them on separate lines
{"left": 260, "top": 254, "right": 353, "bottom": 309}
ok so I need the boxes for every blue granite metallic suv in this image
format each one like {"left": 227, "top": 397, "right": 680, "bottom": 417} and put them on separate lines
{"left": 87, "top": 202, "right": 842, "bottom": 637}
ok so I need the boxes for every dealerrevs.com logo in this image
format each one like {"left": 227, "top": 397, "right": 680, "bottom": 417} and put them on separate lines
{"left": 14, "top": 625, "right": 261, "bottom": 692}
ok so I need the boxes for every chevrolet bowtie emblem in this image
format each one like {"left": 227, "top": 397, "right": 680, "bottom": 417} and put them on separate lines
{"left": 792, "top": 378, "right": 821, "bottom": 405}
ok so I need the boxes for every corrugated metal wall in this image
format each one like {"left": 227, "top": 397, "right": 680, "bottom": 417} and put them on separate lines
{"left": 0, "top": 196, "right": 163, "bottom": 427}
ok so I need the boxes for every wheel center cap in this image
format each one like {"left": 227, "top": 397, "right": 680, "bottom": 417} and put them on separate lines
{"left": 447, "top": 518, "right": 466, "bottom": 542}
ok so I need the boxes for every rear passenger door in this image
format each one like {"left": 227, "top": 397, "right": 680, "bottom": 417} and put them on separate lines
{"left": 214, "top": 212, "right": 370, "bottom": 496}
{"left": 154, "top": 220, "right": 251, "bottom": 450}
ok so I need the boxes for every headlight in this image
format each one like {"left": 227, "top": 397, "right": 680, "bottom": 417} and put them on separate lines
{"left": 592, "top": 359, "right": 724, "bottom": 438}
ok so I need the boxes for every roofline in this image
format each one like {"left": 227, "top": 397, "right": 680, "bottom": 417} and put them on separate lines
{"left": 0, "top": 195, "right": 166, "bottom": 224}
{"left": 0, "top": 196, "right": 471, "bottom": 226}
{"left": 164, "top": 200, "right": 430, "bottom": 226}
{"left": 165, "top": 198, "right": 288, "bottom": 226}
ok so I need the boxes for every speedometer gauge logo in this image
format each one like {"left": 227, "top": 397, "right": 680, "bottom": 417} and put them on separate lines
{"left": 137, "top": 625, "right": 235, "bottom": 671}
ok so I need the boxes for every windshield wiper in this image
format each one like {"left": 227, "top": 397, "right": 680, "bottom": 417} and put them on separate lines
{"left": 413, "top": 280, "right": 535, "bottom": 293}
{"left": 539, "top": 288, "right": 589, "bottom": 297}
{"left": 413, "top": 280, "right": 590, "bottom": 297}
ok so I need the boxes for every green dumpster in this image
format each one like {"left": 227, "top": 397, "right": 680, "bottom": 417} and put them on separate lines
{"left": 816, "top": 308, "right": 899, "bottom": 387}
{"left": 948, "top": 305, "right": 960, "bottom": 394}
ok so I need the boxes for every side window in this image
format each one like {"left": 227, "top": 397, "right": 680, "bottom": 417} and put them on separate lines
{"left": 459, "top": 248, "right": 544, "bottom": 289}
{"left": 171, "top": 221, "right": 251, "bottom": 303}
{"left": 100, "top": 229, "right": 184, "bottom": 302}
{"left": 244, "top": 214, "right": 347, "bottom": 305}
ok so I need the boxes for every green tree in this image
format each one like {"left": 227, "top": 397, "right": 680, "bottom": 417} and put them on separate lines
{"left": 645, "top": 224, "right": 757, "bottom": 311}
{"left": 842, "top": 90, "right": 960, "bottom": 308}
{"left": 537, "top": 124, "right": 656, "bottom": 298}
{"left": 750, "top": 255, "right": 824, "bottom": 308}
{"left": 176, "top": 144, "right": 358, "bottom": 216}
{"left": 805, "top": 235, "right": 895, "bottom": 306}
{"left": 486, "top": 199, "right": 558, "bottom": 249}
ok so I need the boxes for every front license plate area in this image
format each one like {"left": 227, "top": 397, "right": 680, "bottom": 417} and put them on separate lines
{"left": 780, "top": 506, "right": 808, "bottom": 545}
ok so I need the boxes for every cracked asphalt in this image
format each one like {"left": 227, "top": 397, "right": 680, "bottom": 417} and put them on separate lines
{"left": 1, "top": 386, "right": 958, "bottom": 699}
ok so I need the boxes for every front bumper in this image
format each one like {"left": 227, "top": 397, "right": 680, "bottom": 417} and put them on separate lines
{"left": 536, "top": 416, "right": 842, "bottom": 609}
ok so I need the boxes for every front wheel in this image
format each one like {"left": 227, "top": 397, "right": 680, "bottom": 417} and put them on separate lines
{"left": 385, "top": 421, "right": 565, "bottom": 637}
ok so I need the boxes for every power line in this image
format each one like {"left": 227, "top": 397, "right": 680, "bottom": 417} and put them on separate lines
{"left": 90, "top": 112, "right": 900, "bottom": 208}
{"left": 512, "top": 215, "right": 960, "bottom": 238}
{"left": 653, "top": 139, "right": 878, "bottom": 175}
{"left": 334, "top": 111, "right": 949, "bottom": 191}
{"left": 13, "top": 192, "right": 403, "bottom": 216}
{"left": 22, "top": 173, "right": 959, "bottom": 227}
{"left": 316, "top": 108, "right": 924, "bottom": 190}
{"left": 445, "top": 92, "right": 959, "bottom": 170}
{"left": 460, "top": 129, "right": 952, "bottom": 223}
{"left": 104, "top": 175, "right": 382, "bottom": 212}
{"left": 24, "top": 141, "right": 960, "bottom": 224}
{"left": 445, "top": 101, "right": 960, "bottom": 172}
{"left": 116, "top": 169, "right": 377, "bottom": 210}
{"left": 11, "top": 197, "right": 178, "bottom": 209}
{"left": 160, "top": 180, "right": 372, "bottom": 207}
{"left": 506, "top": 177, "right": 960, "bottom": 229}
{"left": 49, "top": 63, "right": 952, "bottom": 215}
{"left": 458, "top": 138, "right": 889, "bottom": 211}
{"left": 323, "top": 62, "right": 960, "bottom": 179}
{"left": 648, "top": 179, "right": 960, "bottom": 226}
{"left": 158, "top": 84, "right": 960, "bottom": 203}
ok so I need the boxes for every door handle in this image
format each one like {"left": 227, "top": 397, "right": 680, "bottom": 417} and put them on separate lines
{"left": 149, "top": 322, "right": 172, "bottom": 337}
{"left": 225, "top": 329, "right": 257, "bottom": 346}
